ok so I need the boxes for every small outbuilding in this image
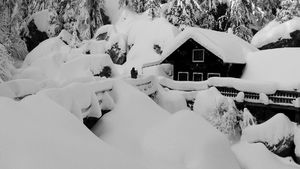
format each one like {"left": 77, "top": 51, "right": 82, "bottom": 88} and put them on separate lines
{"left": 142, "top": 27, "right": 258, "bottom": 81}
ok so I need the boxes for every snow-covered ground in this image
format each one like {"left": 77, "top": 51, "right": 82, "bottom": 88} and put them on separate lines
{"left": 1, "top": 3, "right": 300, "bottom": 169}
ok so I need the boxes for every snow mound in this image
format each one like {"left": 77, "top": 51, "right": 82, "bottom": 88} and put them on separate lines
{"left": 58, "top": 54, "right": 117, "bottom": 85}
{"left": 156, "top": 86, "right": 188, "bottom": 113}
{"left": 232, "top": 142, "right": 299, "bottom": 169}
{"left": 251, "top": 17, "right": 300, "bottom": 48}
{"left": 92, "top": 80, "right": 170, "bottom": 159}
{"left": 0, "top": 79, "right": 41, "bottom": 98}
{"left": 142, "top": 110, "right": 240, "bottom": 169}
{"left": 0, "top": 95, "right": 145, "bottom": 169}
{"left": 22, "top": 37, "right": 69, "bottom": 68}
{"left": 194, "top": 87, "right": 242, "bottom": 140}
{"left": 241, "top": 113, "right": 295, "bottom": 147}
{"left": 242, "top": 48, "right": 300, "bottom": 91}
{"left": 37, "top": 82, "right": 104, "bottom": 121}
{"left": 122, "top": 14, "right": 178, "bottom": 73}
{"left": 194, "top": 87, "right": 222, "bottom": 115}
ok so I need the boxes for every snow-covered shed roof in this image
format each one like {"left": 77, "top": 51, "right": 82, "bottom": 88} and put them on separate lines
{"left": 242, "top": 48, "right": 300, "bottom": 91}
{"left": 251, "top": 17, "right": 300, "bottom": 48}
{"left": 143, "top": 27, "right": 258, "bottom": 68}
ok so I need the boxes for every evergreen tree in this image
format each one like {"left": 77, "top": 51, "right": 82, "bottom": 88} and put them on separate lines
{"left": 119, "top": 0, "right": 147, "bottom": 13}
{"left": 276, "top": 0, "right": 300, "bottom": 22}
{"left": 227, "top": 0, "right": 254, "bottom": 42}
{"left": 165, "top": 0, "right": 200, "bottom": 30}
{"left": 145, "top": 0, "right": 161, "bottom": 19}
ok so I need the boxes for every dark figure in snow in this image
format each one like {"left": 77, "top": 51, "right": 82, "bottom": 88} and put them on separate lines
{"left": 131, "top": 67, "right": 138, "bottom": 79}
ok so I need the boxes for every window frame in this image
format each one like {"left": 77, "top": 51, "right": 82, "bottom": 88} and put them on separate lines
{"left": 193, "top": 72, "right": 203, "bottom": 81}
{"left": 192, "top": 49, "right": 205, "bottom": 63}
{"left": 178, "top": 71, "right": 189, "bottom": 81}
{"left": 207, "top": 73, "right": 221, "bottom": 78}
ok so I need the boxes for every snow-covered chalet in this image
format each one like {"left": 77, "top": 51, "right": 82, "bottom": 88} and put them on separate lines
{"left": 143, "top": 27, "right": 258, "bottom": 81}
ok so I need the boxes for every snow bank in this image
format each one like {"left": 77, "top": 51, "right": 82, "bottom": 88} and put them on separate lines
{"left": 92, "top": 80, "right": 170, "bottom": 159}
{"left": 122, "top": 15, "right": 178, "bottom": 73}
{"left": 58, "top": 54, "right": 117, "bottom": 84}
{"left": 37, "top": 82, "right": 103, "bottom": 121}
{"left": 21, "top": 37, "right": 69, "bottom": 68}
{"left": 156, "top": 86, "right": 188, "bottom": 113}
{"left": 194, "top": 87, "right": 222, "bottom": 115}
{"left": 251, "top": 17, "right": 300, "bottom": 48}
{"left": 241, "top": 113, "right": 295, "bottom": 147}
{"left": 232, "top": 142, "right": 299, "bottom": 169}
{"left": 0, "top": 96, "right": 145, "bottom": 169}
{"left": 142, "top": 110, "right": 240, "bottom": 169}
{"left": 0, "top": 79, "right": 41, "bottom": 98}
{"left": 242, "top": 48, "right": 300, "bottom": 91}
{"left": 194, "top": 87, "right": 242, "bottom": 140}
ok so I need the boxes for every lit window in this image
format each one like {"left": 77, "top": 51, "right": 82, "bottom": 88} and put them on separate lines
{"left": 192, "top": 49, "right": 205, "bottom": 62}
{"left": 178, "top": 72, "right": 189, "bottom": 81}
{"left": 193, "top": 72, "right": 203, "bottom": 81}
{"left": 207, "top": 73, "right": 221, "bottom": 78}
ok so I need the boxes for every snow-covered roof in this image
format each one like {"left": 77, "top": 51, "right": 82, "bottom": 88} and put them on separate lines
{"left": 242, "top": 48, "right": 300, "bottom": 91}
{"left": 143, "top": 27, "right": 258, "bottom": 68}
{"left": 251, "top": 17, "right": 300, "bottom": 48}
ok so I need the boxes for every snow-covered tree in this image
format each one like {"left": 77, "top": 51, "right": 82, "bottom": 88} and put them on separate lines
{"left": 165, "top": 0, "right": 200, "bottom": 30}
{"left": 119, "top": 0, "right": 147, "bottom": 13}
{"left": 276, "top": 0, "right": 300, "bottom": 22}
{"left": 145, "top": 0, "right": 161, "bottom": 19}
{"left": 227, "top": 0, "right": 254, "bottom": 42}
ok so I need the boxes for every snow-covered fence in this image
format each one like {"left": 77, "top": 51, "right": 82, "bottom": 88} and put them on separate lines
{"left": 125, "top": 76, "right": 158, "bottom": 95}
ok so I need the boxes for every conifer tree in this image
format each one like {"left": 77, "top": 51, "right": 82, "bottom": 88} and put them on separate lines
{"left": 276, "top": 0, "right": 300, "bottom": 22}
{"left": 165, "top": 0, "right": 200, "bottom": 30}
{"left": 145, "top": 0, "right": 161, "bottom": 19}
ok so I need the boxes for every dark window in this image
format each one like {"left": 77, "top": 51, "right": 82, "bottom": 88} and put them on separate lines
{"left": 193, "top": 49, "right": 205, "bottom": 62}
{"left": 193, "top": 72, "right": 203, "bottom": 81}
{"left": 178, "top": 72, "right": 189, "bottom": 81}
{"left": 207, "top": 73, "right": 221, "bottom": 78}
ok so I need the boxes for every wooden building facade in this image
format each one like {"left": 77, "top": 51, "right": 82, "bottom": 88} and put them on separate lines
{"left": 142, "top": 27, "right": 257, "bottom": 82}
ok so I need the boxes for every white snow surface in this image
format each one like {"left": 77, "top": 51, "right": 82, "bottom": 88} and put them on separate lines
{"left": 92, "top": 80, "right": 170, "bottom": 160}
{"left": 0, "top": 79, "right": 42, "bottom": 98}
{"left": 21, "top": 37, "right": 69, "bottom": 69}
{"left": 251, "top": 17, "right": 300, "bottom": 48}
{"left": 232, "top": 142, "right": 299, "bottom": 169}
{"left": 156, "top": 86, "right": 188, "bottom": 113}
{"left": 241, "top": 113, "right": 295, "bottom": 146}
{"left": 104, "top": 0, "right": 123, "bottom": 24}
{"left": 194, "top": 87, "right": 223, "bottom": 116}
{"left": 144, "top": 27, "right": 258, "bottom": 68}
{"left": 0, "top": 95, "right": 146, "bottom": 169}
{"left": 142, "top": 110, "right": 240, "bottom": 169}
{"left": 28, "top": 10, "right": 54, "bottom": 35}
{"left": 242, "top": 48, "right": 300, "bottom": 91}
{"left": 124, "top": 17, "right": 178, "bottom": 73}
